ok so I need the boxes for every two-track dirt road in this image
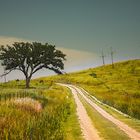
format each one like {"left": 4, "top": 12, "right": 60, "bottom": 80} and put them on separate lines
{"left": 59, "top": 83, "right": 140, "bottom": 140}
{"left": 65, "top": 84, "right": 101, "bottom": 140}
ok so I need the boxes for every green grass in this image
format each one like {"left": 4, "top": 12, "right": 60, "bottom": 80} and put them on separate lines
{"left": 0, "top": 59, "right": 139, "bottom": 139}
{"left": 63, "top": 89, "right": 83, "bottom": 140}
{"left": 0, "top": 81, "right": 82, "bottom": 139}
{"left": 44, "top": 59, "right": 140, "bottom": 119}
{"left": 78, "top": 93, "right": 130, "bottom": 140}
{"left": 82, "top": 89, "right": 140, "bottom": 132}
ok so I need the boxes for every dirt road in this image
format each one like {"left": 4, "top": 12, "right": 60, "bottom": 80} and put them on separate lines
{"left": 67, "top": 84, "right": 140, "bottom": 140}
{"left": 59, "top": 83, "right": 101, "bottom": 140}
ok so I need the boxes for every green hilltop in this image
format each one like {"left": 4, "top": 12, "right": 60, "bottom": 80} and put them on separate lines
{"left": 1, "top": 59, "right": 140, "bottom": 119}
{"left": 0, "top": 59, "right": 140, "bottom": 139}
{"left": 43, "top": 59, "right": 140, "bottom": 119}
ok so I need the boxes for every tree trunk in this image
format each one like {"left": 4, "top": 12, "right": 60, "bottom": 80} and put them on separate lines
{"left": 26, "top": 77, "right": 30, "bottom": 88}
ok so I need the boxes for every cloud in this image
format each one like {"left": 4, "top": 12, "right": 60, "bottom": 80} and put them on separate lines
{"left": 0, "top": 36, "right": 97, "bottom": 68}
{"left": 0, "top": 36, "right": 32, "bottom": 46}
{"left": 59, "top": 47, "right": 97, "bottom": 69}
{"left": 0, "top": 36, "right": 98, "bottom": 81}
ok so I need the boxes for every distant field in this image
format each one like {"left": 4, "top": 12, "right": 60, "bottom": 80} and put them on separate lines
{"left": 44, "top": 59, "right": 140, "bottom": 119}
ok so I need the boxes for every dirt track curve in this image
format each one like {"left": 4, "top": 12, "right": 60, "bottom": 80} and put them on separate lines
{"left": 59, "top": 83, "right": 140, "bottom": 140}
{"left": 59, "top": 83, "right": 101, "bottom": 140}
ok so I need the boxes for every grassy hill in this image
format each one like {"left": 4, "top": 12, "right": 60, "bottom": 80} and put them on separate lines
{"left": 0, "top": 59, "right": 139, "bottom": 139}
{"left": 43, "top": 59, "right": 140, "bottom": 119}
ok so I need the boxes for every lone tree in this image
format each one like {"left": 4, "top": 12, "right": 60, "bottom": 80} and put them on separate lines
{"left": 0, "top": 42, "right": 66, "bottom": 88}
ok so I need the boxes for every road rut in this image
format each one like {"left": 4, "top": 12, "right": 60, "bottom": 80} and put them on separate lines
{"left": 71, "top": 85, "right": 140, "bottom": 140}
{"left": 59, "top": 84, "right": 101, "bottom": 140}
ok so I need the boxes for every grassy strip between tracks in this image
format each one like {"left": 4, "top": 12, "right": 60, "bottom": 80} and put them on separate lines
{"left": 82, "top": 89, "right": 140, "bottom": 133}
{"left": 78, "top": 93, "right": 130, "bottom": 140}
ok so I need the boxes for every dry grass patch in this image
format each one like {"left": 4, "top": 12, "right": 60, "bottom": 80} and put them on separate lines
{"left": 13, "top": 97, "right": 42, "bottom": 112}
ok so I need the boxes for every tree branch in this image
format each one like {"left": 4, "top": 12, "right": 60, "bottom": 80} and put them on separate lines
{"left": 32, "top": 65, "right": 45, "bottom": 74}
{"left": 46, "top": 66, "right": 63, "bottom": 74}
{"left": 0, "top": 69, "right": 13, "bottom": 78}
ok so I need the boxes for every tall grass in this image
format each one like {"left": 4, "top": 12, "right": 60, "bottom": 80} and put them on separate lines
{"left": 0, "top": 82, "right": 73, "bottom": 139}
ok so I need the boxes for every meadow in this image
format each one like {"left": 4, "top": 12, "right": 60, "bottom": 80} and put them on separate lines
{"left": 0, "top": 80, "right": 82, "bottom": 140}
{"left": 44, "top": 59, "right": 140, "bottom": 119}
{"left": 0, "top": 59, "right": 139, "bottom": 139}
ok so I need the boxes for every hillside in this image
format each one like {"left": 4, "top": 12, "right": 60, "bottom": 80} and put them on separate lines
{"left": 43, "top": 59, "right": 140, "bottom": 119}
{"left": 0, "top": 59, "right": 140, "bottom": 139}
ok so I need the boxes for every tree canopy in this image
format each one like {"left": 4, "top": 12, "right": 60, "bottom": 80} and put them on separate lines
{"left": 0, "top": 42, "right": 66, "bottom": 88}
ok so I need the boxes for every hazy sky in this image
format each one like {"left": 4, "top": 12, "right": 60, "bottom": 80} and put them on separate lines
{"left": 0, "top": 0, "right": 140, "bottom": 81}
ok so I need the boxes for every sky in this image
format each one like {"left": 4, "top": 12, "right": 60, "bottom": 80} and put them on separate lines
{"left": 0, "top": 0, "right": 140, "bottom": 81}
